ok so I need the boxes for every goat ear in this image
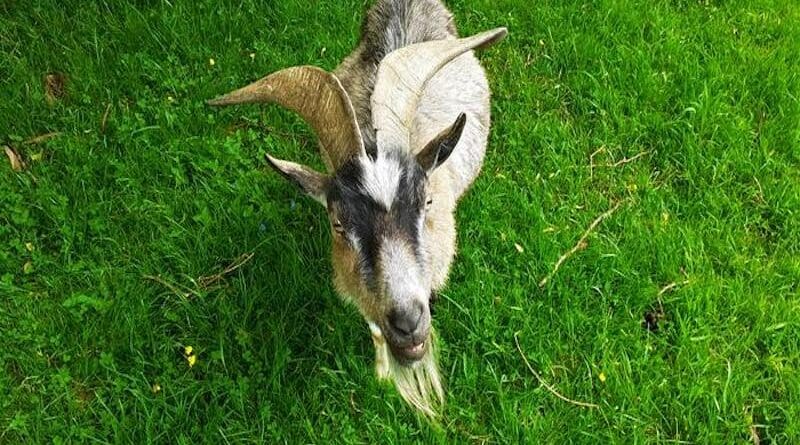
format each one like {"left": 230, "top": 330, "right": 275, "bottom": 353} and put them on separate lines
{"left": 416, "top": 113, "right": 467, "bottom": 172}
{"left": 265, "top": 154, "right": 329, "bottom": 205}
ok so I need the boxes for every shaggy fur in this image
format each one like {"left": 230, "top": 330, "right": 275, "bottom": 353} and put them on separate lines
{"left": 370, "top": 322, "right": 443, "bottom": 417}
{"left": 328, "top": 0, "right": 492, "bottom": 416}
{"left": 213, "top": 0, "right": 499, "bottom": 417}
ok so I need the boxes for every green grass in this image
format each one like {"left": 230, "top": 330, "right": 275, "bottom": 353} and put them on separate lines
{"left": 2, "top": 0, "right": 799, "bottom": 442}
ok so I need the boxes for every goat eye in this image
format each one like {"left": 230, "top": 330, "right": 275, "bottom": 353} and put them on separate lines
{"left": 426, "top": 198, "right": 433, "bottom": 207}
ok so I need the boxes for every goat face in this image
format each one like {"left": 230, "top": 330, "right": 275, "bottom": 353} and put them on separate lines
{"left": 268, "top": 114, "right": 466, "bottom": 365}
{"left": 330, "top": 152, "right": 433, "bottom": 362}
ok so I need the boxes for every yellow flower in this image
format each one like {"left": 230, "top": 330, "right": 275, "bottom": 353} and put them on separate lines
{"left": 184, "top": 345, "right": 193, "bottom": 356}
{"left": 209, "top": 58, "right": 216, "bottom": 66}
{"left": 187, "top": 354, "right": 197, "bottom": 368}
{"left": 598, "top": 372, "right": 607, "bottom": 383}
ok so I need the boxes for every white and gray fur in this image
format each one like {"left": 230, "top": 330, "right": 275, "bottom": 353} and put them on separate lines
{"left": 336, "top": 0, "right": 491, "bottom": 198}
{"left": 209, "top": 0, "right": 505, "bottom": 418}
{"left": 332, "top": 0, "right": 498, "bottom": 416}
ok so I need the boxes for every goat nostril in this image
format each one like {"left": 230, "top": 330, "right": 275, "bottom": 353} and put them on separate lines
{"left": 388, "top": 305, "right": 422, "bottom": 336}
{"left": 388, "top": 310, "right": 410, "bottom": 335}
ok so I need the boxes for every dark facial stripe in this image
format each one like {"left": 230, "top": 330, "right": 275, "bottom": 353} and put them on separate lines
{"left": 329, "top": 158, "right": 380, "bottom": 289}
{"left": 329, "top": 153, "right": 428, "bottom": 290}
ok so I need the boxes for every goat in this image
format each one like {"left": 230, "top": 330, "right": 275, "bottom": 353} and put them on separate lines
{"left": 208, "top": 0, "right": 506, "bottom": 417}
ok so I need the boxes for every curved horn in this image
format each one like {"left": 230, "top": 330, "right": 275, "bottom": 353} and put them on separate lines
{"left": 208, "top": 66, "right": 364, "bottom": 171}
{"left": 371, "top": 27, "right": 508, "bottom": 151}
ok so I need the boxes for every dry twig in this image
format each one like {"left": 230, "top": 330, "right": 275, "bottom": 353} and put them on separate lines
{"left": 144, "top": 253, "right": 254, "bottom": 298}
{"left": 514, "top": 332, "right": 599, "bottom": 409}
{"left": 605, "top": 150, "right": 649, "bottom": 167}
{"left": 23, "top": 132, "right": 61, "bottom": 145}
{"left": 197, "top": 252, "right": 255, "bottom": 288}
{"left": 656, "top": 280, "right": 690, "bottom": 299}
{"left": 539, "top": 200, "right": 625, "bottom": 288}
{"left": 588, "top": 146, "right": 606, "bottom": 179}
{"left": 101, "top": 103, "right": 113, "bottom": 134}
{"left": 589, "top": 147, "right": 648, "bottom": 177}
{"left": 143, "top": 274, "right": 194, "bottom": 299}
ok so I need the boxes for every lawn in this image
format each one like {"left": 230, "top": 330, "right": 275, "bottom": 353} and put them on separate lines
{"left": 2, "top": 0, "right": 799, "bottom": 442}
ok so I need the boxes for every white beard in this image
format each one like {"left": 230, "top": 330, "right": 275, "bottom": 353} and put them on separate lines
{"left": 369, "top": 323, "right": 443, "bottom": 417}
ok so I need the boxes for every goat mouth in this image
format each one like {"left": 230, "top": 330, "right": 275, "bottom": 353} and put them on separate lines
{"left": 389, "top": 339, "right": 428, "bottom": 363}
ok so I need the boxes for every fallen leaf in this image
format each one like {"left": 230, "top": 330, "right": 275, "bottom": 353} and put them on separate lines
{"left": 44, "top": 72, "right": 68, "bottom": 104}
{"left": 23, "top": 261, "right": 34, "bottom": 274}
{"left": 25, "top": 242, "right": 34, "bottom": 252}
{"left": 30, "top": 152, "right": 43, "bottom": 162}
{"left": 208, "top": 58, "right": 216, "bottom": 66}
{"left": 514, "top": 243, "right": 524, "bottom": 253}
{"left": 4, "top": 145, "right": 25, "bottom": 171}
